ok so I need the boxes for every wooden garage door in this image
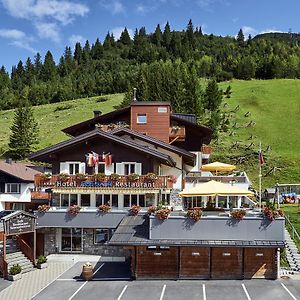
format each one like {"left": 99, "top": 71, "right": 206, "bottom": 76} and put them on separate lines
{"left": 244, "top": 248, "right": 277, "bottom": 279}
{"left": 211, "top": 247, "right": 243, "bottom": 279}
{"left": 136, "top": 246, "right": 178, "bottom": 279}
{"left": 179, "top": 247, "right": 210, "bottom": 279}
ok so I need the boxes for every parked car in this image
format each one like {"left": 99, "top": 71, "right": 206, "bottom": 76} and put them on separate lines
{"left": 0, "top": 210, "right": 15, "bottom": 219}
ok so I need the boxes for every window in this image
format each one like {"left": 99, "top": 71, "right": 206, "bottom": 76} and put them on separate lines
{"left": 97, "top": 163, "right": 105, "bottom": 174}
{"left": 96, "top": 194, "right": 103, "bottom": 207}
{"left": 137, "top": 114, "right": 147, "bottom": 124}
{"left": 124, "top": 194, "right": 146, "bottom": 207}
{"left": 158, "top": 107, "right": 167, "bottom": 113}
{"left": 61, "top": 194, "right": 69, "bottom": 207}
{"left": 124, "top": 163, "right": 136, "bottom": 175}
{"left": 81, "top": 194, "right": 91, "bottom": 207}
{"left": 70, "top": 194, "right": 78, "bottom": 206}
{"left": 94, "top": 229, "right": 109, "bottom": 244}
{"left": 5, "top": 183, "right": 21, "bottom": 194}
{"left": 69, "top": 163, "right": 79, "bottom": 175}
{"left": 161, "top": 193, "right": 170, "bottom": 206}
{"left": 111, "top": 194, "right": 118, "bottom": 207}
{"left": 61, "top": 228, "right": 82, "bottom": 252}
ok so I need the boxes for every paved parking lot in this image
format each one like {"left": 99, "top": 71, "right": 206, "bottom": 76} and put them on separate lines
{"left": 32, "top": 262, "right": 300, "bottom": 300}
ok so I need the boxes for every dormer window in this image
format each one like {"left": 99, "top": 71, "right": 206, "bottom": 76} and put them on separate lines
{"left": 137, "top": 114, "right": 147, "bottom": 124}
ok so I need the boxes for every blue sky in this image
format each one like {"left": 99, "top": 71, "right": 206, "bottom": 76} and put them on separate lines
{"left": 0, "top": 0, "right": 299, "bottom": 71}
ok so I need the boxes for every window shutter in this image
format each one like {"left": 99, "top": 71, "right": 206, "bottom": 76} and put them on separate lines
{"left": 105, "top": 163, "right": 114, "bottom": 175}
{"left": 116, "top": 163, "right": 123, "bottom": 175}
{"left": 79, "top": 162, "right": 86, "bottom": 174}
{"left": 60, "top": 162, "right": 68, "bottom": 174}
{"left": 135, "top": 163, "right": 142, "bottom": 175}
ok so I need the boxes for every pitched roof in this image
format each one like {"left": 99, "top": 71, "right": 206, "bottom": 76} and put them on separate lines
{"left": 62, "top": 106, "right": 131, "bottom": 136}
{"left": 110, "top": 127, "right": 195, "bottom": 165}
{"left": 29, "top": 129, "right": 176, "bottom": 167}
{"left": 0, "top": 160, "right": 41, "bottom": 181}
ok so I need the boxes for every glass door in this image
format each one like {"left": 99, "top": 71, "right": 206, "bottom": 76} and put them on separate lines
{"left": 61, "top": 228, "right": 82, "bottom": 252}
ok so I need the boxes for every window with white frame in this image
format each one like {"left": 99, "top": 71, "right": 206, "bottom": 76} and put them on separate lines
{"left": 137, "top": 114, "right": 147, "bottom": 124}
{"left": 94, "top": 229, "right": 115, "bottom": 244}
{"left": 97, "top": 162, "right": 105, "bottom": 174}
{"left": 124, "top": 163, "right": 135, "bottom": 175}
{"left": 69, "top": 163, "right": 80, "bottom": 175}
{"left": 124, "top": 194, "right": 147, "bottom": 207}
{"left": 5, "top": 183, "right": 21, "bottom": 194}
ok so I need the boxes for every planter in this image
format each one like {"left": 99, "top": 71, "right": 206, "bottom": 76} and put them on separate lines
{"left": 82, "top": 264, "right": 93, "bottom": 281}
{"left": 37, "top": 263, "right": 48, "bottom": 269}
{"left": 8, "top": 273, "right": 22, "bottom": 281}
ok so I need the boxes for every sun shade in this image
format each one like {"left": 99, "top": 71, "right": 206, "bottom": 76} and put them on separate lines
{"left": 201, "top": 161, "right": 236, "bottom": 172}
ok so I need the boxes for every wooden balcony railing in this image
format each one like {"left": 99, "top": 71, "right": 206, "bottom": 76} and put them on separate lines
{"left": 169, "top": 126, "right": 186, "bottom": 142}
{"left": 35, "top": 174, "right": 174, "bottom": 190}
{"left": 31, "top": 191, "right": 51, "bottom": 200}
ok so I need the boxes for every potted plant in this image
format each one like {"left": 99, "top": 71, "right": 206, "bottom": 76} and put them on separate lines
{"left": 128, "top": 173, "right": 139, "bottom": 181}
{"left": 145, "top": 173, "right": 157, "bottom": 181}
{"left": 94, "top": 173, "right": 106, "bottom": 181}
{"left": 156, "top": 208, "right": 171, "bottom": 220}
{"left": 110, "top": 173, "right": 119, "bottom": 181}
{"left": 186, "top": 207, "right": 203, "bottom": 222}
{"left": 68, "top": 205, "right": 81, "bottom": 215}
{"left": 98, "top": 204, "right": 111, "bottom": 213}
{"left": 167, "top": 175, "right": 177, "bottom": 183}
{"left": 129, "top": 205, "right": 141, "bottom": 216}
{"left": 37, "top": 255, "right": 48, "bottom": 269}
{"left": 263, "top": 207, "right": 284, "bottom": 221}
{"left": 8, "top": 264, "right": 22, "bottom": 281}
{"left": 57, "top": 173, "right": 70, "bottom": 181}
{"left": 231, "top": 209, "right": 246, "bottom": 220}
{"left": 147, "top": 205, "right": 157, "bottom": 215}
{"left": 37, "top": 204, "right": 50, "bottom": 213}
{"left": 75, "top": 173, "right": 87, "bottom": 181}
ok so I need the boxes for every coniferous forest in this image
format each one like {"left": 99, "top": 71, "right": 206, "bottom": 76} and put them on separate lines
{"left": 1, "top": 20, "right": 300, "bottom": 112}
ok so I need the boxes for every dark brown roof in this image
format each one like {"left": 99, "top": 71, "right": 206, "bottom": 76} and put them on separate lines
{"left": 0, "top": 160, "right": 41, "bottom": 182}
{"left": 130, "top": 101, "right": 171, "bottom": 106}
{"left": 29, "top": 129, "right": 176, "bottom": 167}
{"left": 110, "top": 127, "right": 195, "bottom": 166}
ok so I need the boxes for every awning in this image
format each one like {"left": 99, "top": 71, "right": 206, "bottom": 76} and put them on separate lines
{"left": 201, "top": 161, "right": 236, "bottom": 172}
{"left": 179, "top": 180, "right": 254, "bottom": 197}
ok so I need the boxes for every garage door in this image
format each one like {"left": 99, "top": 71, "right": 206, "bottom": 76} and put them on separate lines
{"left": 244, "top": 248, "right": 277, "bottom": 279}
{"left": 135, "top": 246, "right": 178, "bottom": 279}
{"left": 211, "top": 247, "right": 243, "bottom": 279}
{"left": 179, "top": 247, "right": 210, "bottom": 279}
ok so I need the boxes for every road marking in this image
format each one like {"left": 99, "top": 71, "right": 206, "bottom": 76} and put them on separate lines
{"left": 67, "top": 263, "right": 105, "bottom": 300}
{"left": 31, "top": 263, "right": 75, "bottom": 299}
{"left": 117, "top": 285, "right": 128, "bottom": 300}
{"left": 160, "top": 284, "right": 166, "bottom": 300}
{"left": 242, "top": 283, "right": 251, "bottom": 300}
{"left": 281, "top": 283, "right": 298, "bottom": 300}
{"left": 202, "top": 284, "right": 206, "bottom": 300}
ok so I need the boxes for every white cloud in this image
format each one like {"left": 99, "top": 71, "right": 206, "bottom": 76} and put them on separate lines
{"left": 259, "top": 28, "right": 283, "bottom": 34}
{"left": 100, "top": 0, "right": 125, "bottom": 15}
{"left": 111, "top": 27, "right": 133, "bottom": 40}
{"left": 1, "top": 0, "right": 89, "bottom": 25}
{"left": 241, "top": 26, "right": 257, "bottom": 37}
{"left": 35, "top": 22, "right": 60, "bottom": 43}
{"left": 69, "top": 34, "right": 86, "bottom": 48}
{"left": 0, "top": 28, "right": 37, "bottom": 53}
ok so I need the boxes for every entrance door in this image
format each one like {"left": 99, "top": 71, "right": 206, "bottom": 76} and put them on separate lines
{"left": 61, "top": 228, "right": 82, "bottom": 252}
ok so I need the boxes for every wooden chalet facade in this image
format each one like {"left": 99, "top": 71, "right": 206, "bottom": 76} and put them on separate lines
{"left": 26, "top": 100, "right": 285, "bottom": 280}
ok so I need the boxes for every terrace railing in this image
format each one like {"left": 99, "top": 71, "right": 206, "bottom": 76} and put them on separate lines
{"left": 34, "top": 174, "right": 174, "bottom": 190}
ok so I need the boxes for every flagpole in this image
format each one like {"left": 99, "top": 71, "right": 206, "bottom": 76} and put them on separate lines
{"left": 259, "top": 142, "right": 262, "bottom": 209}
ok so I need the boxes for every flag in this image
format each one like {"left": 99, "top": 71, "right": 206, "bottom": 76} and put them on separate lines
{"left": 259, "top": 150, "right": 265, "bottom": 166}
{"left": 91, "top": 151, "right": 99, "bottom": 165}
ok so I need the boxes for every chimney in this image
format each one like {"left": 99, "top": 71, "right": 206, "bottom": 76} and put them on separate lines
{"left": 133, "top": 88, "right": 137, "bottom": 102}
{"left": 5, "top": 158, "right": 12, "bottom": 164}
{"left": 93, "top": 110, "right": 102, "bottom": 118}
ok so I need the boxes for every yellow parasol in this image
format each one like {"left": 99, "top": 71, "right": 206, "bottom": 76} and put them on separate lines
{"left": 201, "top": 161, "right": 236, "bottom": 174}
{"left": 179, "top": 180, "right": 254, "bottom": 197}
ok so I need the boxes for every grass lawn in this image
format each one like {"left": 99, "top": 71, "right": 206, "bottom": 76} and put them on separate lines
{"left": 281, "top": 204, "right": 300, "bottom": 251}
{"left": 0, "top": 93, "right": 123, "bottom": 154}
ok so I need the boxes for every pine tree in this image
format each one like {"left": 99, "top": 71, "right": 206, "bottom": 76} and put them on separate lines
{"left": 91, "top": 38, "right": 103, "bottom": 60}
{"left": 42, "top": 51, "right": 57, "bottom": 81}
{"left": 162, "top": 22, "right": 172, "bottom": 49}
{"left": 203, "top": 78, "right": 222, "bottom": 111}
{"left": 119, "top": 28, "right": 132, "bottom": 46}
{"left": 237, "top": 28, "right": 245, "bottom": 46}
{"left": 8, "top": 92, "right": 39, "bottom": 159}
{"left": 152, "top": 24, "right": 162, "bottom": 46}
{"left": 186, "top": 19, "right": 195, "bottom": 49}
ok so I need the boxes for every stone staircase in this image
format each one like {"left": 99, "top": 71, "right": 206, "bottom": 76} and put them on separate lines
{"left": 0, "top": 239, "right": 35, "bottom": 274}
{"left": 284, "top": 228, "right": 300, "bottom": 272}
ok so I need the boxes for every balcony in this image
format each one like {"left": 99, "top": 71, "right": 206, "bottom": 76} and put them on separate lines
{"left": 169, "top": 126, "right": 186, "bottom": 143}
{"left": 31, "top": 191, "right": 51, "bottom": 201}
{"left": 34, "top": 174, "right": 173, "bottom": 190}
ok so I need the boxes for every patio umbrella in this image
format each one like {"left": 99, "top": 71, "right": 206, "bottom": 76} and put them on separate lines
{"left": 201, "top": 161, "right": 236, "bottom": 173}
{"left": 179, "top": 180, "right": 254, "bottom": 197}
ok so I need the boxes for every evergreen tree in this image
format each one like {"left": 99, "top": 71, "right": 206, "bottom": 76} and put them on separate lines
{"left": 42, "top": 51, "right": 57, "bottom": 81}
{"left": 203, "top": 78, "right": 223, "bottom": 111}
{"left": 91, "top": 38, "right": 103, "bottom": 59}
{"left": 119, "top": 28, "right": 132, "bottom": 45}
{"left": 34, "top": 52, "right": 43, "bottom": 79}
{"left": 186, "top": 19, "right": 195, "bottom": 49}
{"left": 152, "top": 24, "right": 163, "bottom": 46}
{"left": 74, "top": 42, "right": 83, "bottom": 64}
{"left": 237, "top": 28, "right": 245, "bottom": 46}
{"left": 8, "top": 92, "right": 39, "bottom": 159}
{"left": 162, "top": 22, "right": 172, "bottom": 49}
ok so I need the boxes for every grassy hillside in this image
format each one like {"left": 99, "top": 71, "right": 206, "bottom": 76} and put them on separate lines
{"left": 0, "top": 94, "right": 123, "bottom": 154}
{"left": 214, "top": 79, "right": 300, "bottom": 188}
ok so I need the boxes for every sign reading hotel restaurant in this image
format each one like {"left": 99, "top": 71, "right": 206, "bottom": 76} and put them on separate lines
{"left": 54, "top": 180, "right": 157, "bottom": 188}
{"left": 4, "top": 213, "right": 36, "bottom": 236}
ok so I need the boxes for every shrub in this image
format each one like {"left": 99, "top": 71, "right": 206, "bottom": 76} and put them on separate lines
{"left": 37, "top": 255, "right": 47, "bottom": 264}
{"left": 54, "top": 104, "right": 73, "bottom": 112}
{"left": 128, "top": 173, "right": 139, "bottom": 181}
{"left": 9, "top": 264, "right": 21, "bottom": 275}
{"left": 110, "top": 173, "right": 119, "bottom": 181}
{"left": 96, "top": 97, "right": 108, "bottom": 103}
{"left": 94, "top": 173, "right": 106, "bottom": 181}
